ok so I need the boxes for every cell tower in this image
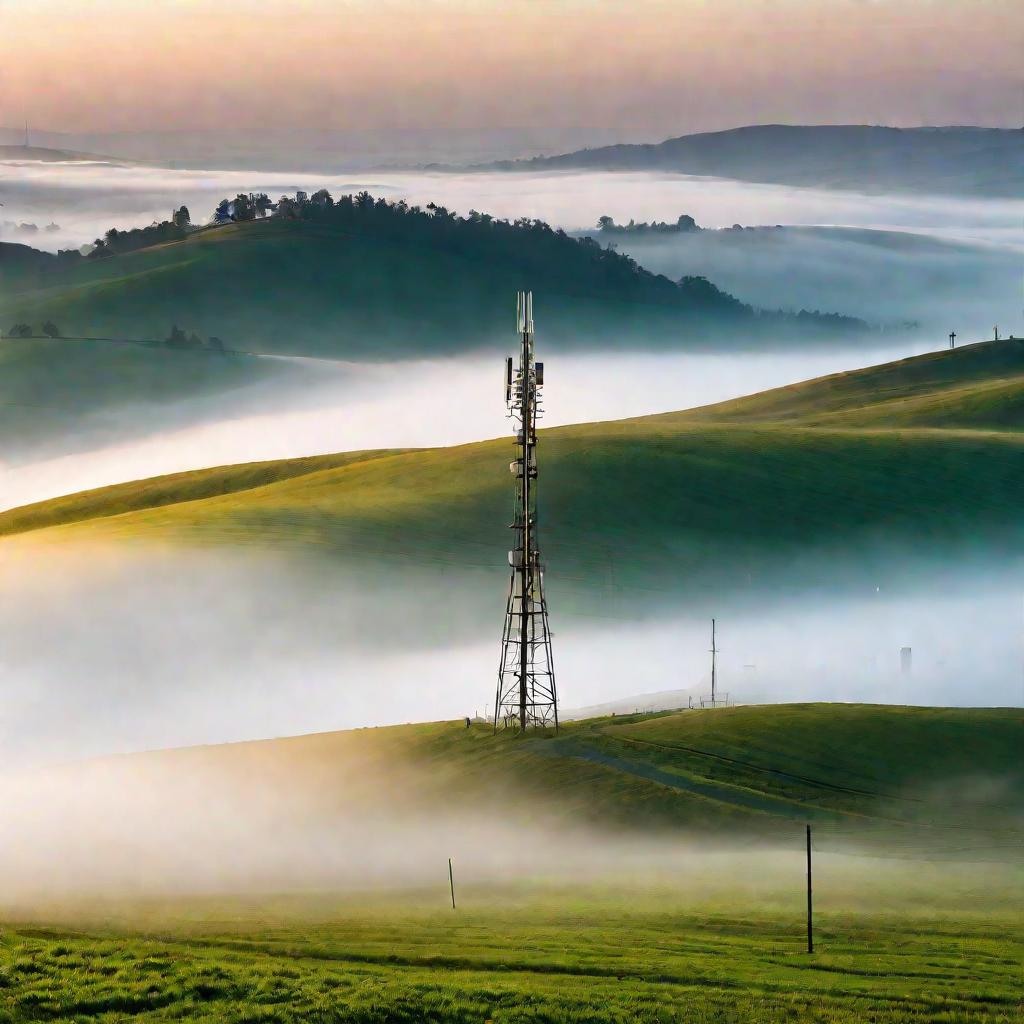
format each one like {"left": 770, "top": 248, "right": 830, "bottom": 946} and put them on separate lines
{"left": 494, "top": 291, "right": 558, "bottom": 732}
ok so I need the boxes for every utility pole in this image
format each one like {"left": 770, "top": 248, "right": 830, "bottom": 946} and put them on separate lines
{"left": 710, "top": 618, "right": 718, "bottom": 706}
{"left": 806, "top": 824, "right": 814, "bottom": 954}
{"left": 949, "top": 331, "right": 956, "bottom": 350}
{"left": 495, "top": 292, "right": 558, "bottom": 732}
{"left": 448, "top": 858, "right": 456, "bottom": 909}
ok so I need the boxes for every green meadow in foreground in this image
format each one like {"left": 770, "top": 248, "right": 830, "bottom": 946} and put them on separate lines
{"left": 6, "top": 340, "right": 1024, "bottom": 603}
{"left": 2, "top": 869, "right": 1021, "bottom": 1023}
{"left": 1, "top": 706, "right": 1020, "bottom": 1021}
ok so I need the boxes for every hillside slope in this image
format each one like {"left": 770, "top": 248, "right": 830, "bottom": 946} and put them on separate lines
{"left": 0, "top": 206, "right": 863, "bottom": 361}
{"left": 497, "top": 124, "right": 1024, "bottom": 196}
{"left": 4, "top": 342, "right": 1024, "bottom": 602}
{"left": 672, "top": 337, "right": 1024, "bottom": 428}
{"left": 42, "top": 704, "right": 1024, "bottom": 847}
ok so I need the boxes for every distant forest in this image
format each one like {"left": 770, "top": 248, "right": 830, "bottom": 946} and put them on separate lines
{"left": 596, "top": 214, "right": 703, "bottom": 235}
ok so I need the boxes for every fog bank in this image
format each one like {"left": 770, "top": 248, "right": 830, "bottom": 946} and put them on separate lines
{"left": 1, "top": 541, "right": 1021, "bottom": 769}
{"left": 3, "top": 161, "right": 1020, "bottom": 255}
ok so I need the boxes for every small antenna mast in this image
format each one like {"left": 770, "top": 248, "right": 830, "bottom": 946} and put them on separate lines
{"left": 710, "top": 617, "right": 718, "bottom": 706}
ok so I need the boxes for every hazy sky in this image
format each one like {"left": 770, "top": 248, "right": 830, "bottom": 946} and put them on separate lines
{"left": 1, "top": 0, "right": 1019, "bottom": 140}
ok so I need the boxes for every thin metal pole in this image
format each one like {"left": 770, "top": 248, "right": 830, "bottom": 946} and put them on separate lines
{"left": 711, "top": 618, "right": 717, "bottom": 706}
{"left": 806, "top": 824, "right": 813, "bottom": 954}
{"left": 449, "top": 857, "right": 456, "bottom": 910}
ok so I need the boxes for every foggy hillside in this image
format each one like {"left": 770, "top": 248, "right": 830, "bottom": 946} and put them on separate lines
{"left": 0, "top": 704, "right": 1019, "bottom": 895}
{"left": 575, "top": 221, "right": 1022, "bottom": 333}
{"left": 7, "top": 340, "right": 1024, "bottom": 622}
{"left": 0, "top": 196, "right": 865, "bottom": 360}
{"left": 4, "top": 328, "right": 1024, "bottom": 768}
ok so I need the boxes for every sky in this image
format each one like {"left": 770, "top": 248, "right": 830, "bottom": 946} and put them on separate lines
{"left": 0, "top": 0, "right": 1019, "bottom": 142}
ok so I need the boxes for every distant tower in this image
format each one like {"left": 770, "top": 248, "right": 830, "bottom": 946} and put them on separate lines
{"left": 949, "top": 331, "right": 956, "bottom": 350}
{"left": 23, "top": 119, "right": 29, "bottom": 148}
{"left": 495, "top": 291, "right": 558, "bottom": 732}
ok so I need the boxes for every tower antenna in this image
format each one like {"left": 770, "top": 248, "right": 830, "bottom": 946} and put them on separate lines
{"left": 495, "top": 291, "right": 558, "bottom": 732}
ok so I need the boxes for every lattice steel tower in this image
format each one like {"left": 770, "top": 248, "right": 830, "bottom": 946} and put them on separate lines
{"left": 495, "top": 291, "right": 558, "bottom": 732}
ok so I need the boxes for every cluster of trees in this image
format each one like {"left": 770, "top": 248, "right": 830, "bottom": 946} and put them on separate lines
{"left": 90, "top": 209, "right": 191, "bottom": 259}
{"left": 596, "top": 214, "right": 702, "bottom": 235}
{"left": 1, "top": 320, "right": 231, "bottom": 352}
{"left": 195, "top": 188, "right": 745, "bottom": 316}
{"left": 165, "top": 325, "right": 225, "bottom": 352}
{"left": 5, "top": 321, "right": 61, "bottom": 339}
{"left": 214, "top": 194, "right": 274, "bottom": 223}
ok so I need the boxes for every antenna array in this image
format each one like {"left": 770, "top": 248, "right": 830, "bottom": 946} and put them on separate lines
{"left": 494, "top": 292, "right": 558, "bottom": 731}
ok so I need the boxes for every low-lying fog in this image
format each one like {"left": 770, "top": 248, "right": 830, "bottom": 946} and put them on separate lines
{"left": 4, "top": 161, "right": 1022, "bottom": 254}
{"left": 2, "top": 334, "right": 944, "bottom": 510}
{"left": 589, "top": 226, "right": 1021, "bottom": 335}
{"left": 3, "top": 160, "right": 1020, "bottom": 343}
{"left": 2, "top": 157, "right": 1021, "bottom": 785}
{"left": 1, "top": 542, "right": 1021, "bottom": 769}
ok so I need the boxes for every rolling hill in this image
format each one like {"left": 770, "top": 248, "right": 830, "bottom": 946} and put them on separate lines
{"left": 493, "top": 124, "right": 1024, "bottom": 197}
{"left": 4, "top": 340, "right": 1024, "bottom": 608}
{"left": 23, "top": 703, "right": 1024, "bottom": 849}
{"left": 572, "top": 223, "right": 1021, "bottom": 332}
{"left": 0, "top": 200, "right": 864, "bottom": 363}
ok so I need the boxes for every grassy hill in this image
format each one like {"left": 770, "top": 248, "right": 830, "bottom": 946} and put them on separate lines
{"left": 44, "top": 703, "right": 1024, "bottom": 848}
{"left": 5, "top": 705, "right": 1022, "bottom": 1022}
{"left": 4, "top": 341, "right": 1024, "bottom": 604}
{"left": 673, "top": 337, "right": 1024, "bottom": 429}
{"left": 496, "top": 124, "right": 1024, "bottom": 197}
{"left": 0, "top": 200, "right": 864, "bottom": 361}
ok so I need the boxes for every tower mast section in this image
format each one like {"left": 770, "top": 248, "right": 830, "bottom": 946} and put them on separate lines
{"left": 495, "top": 292, "right": 558, "bottom": 732}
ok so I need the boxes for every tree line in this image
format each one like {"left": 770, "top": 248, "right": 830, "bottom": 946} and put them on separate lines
{"left": 3, "top": 320, "right": 226, "bottom": 352}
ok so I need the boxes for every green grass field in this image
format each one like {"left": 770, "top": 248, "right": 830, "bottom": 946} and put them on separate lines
{"left": 2, "top": 873, "right": 1022, "bottom": 1023}
{"left": 1, "top": 704, "right": 1022, "bottom": 1022}
{"left": 6, "top": 341, "right": 1024, "bottom": 605}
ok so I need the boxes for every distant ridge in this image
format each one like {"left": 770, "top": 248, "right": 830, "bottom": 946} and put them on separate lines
{"left": 0, "top": 144, "right": 125, "bottom": 165}
{"left": 489, "top": 124, "right": 1024, "bottom": 197}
